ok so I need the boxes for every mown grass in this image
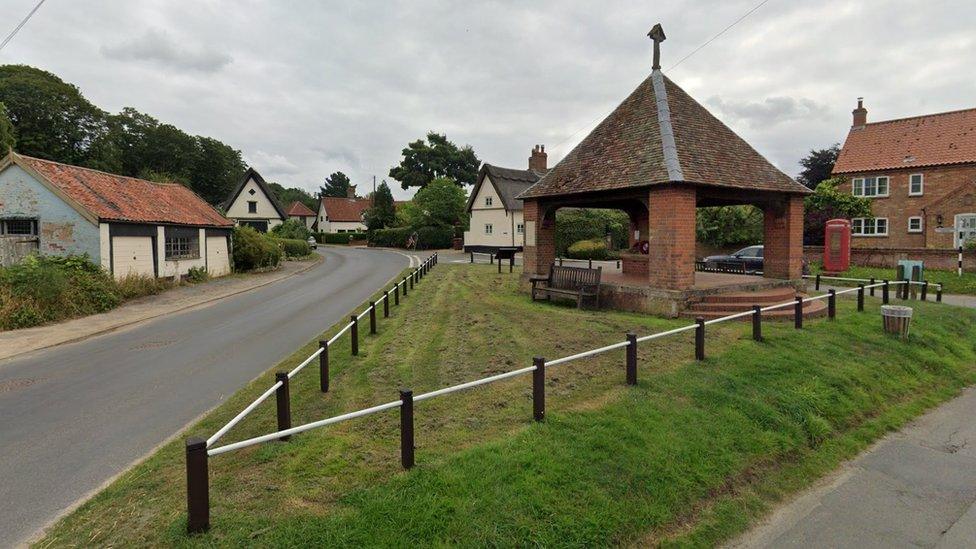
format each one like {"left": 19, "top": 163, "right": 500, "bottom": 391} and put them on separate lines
{"left": 37, "top": 265, "right": 976, "bottom": 547}
{"left": 810, "top": 261, "right": 976, "bottom": 295}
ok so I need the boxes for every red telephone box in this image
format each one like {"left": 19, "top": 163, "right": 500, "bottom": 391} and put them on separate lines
{"left": 823, "top": 219, "right": 851, "bottom": 273}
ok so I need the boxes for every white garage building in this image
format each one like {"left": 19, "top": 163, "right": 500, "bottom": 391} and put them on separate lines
{"left": 0, "top": 153, "right": 233, "bottom": 278}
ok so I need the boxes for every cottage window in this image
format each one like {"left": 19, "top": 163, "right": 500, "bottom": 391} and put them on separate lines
{"left": 852, "top": 217, "right": 888, "bottom": 236}
{"left": 1, "top": 219, "right": 38, "bottom": 235}
{"left": 485, "top": 196, "right": 493, "bottom": 206}
{"left": 517, "top": 223, "right": 524, "bottom": 234}
{"left": 247, "top": 201, "right": 258, "bottom": 213}
{"left": 164, "top": 227, "right": 200, "bottom": 260}
{"left": 909, "top": 174, "right": 923, "bottom": 196}
{"left": 907, "top": 216, "right": 923, "bottom": 233}
{"left": 852, "top": 176, "right": 889, "bottom": 197}
{"left": 485, "top": 223, "right": 493, "bottom": 235}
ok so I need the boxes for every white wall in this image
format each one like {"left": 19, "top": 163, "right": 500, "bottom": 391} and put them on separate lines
{"left": 317, "top": 200, "right": 366, "bottom": 232}
{"left": 156, "top": 227, "right": 207, "bottom": 278}
{"left": 225, "top": 177, "right": 283, "bottom": 228}
{"left": 98, "top": 222, "right": 110, "bottom": 271}
{"left": 463, "top": 176, "right": 525, "bottom": 247}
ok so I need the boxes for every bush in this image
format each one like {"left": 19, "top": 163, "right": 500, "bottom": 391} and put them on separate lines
{"left": 369, "top": 226, "right": 453, "bottom": 249}
{"left": 369, "top": 227, "right": 412, "bottom": 248}
{"left": 555, "top": 209, "right": 629, "bottom": 256}
{"left": 115, "top": 273, "right": 173, "bottom": 300}
{"left": 279, "top": 238, "right": 311, "bottom": 258}
{"left": 566, "top": 239, "right": 614, "bottom": 260}
{"left": 270, "top": 219, "right": 312, "bottom": 241}
{"left": 186, "top": 266, "right": 209, "bottom": 283}
{"left": 232, "top": 226, "right": 282, "bottom": 272}
{"left": 965, "top": 238, "right": 976, "bottom": 251}
{"left": 320, "top": 232, "right": 367, "bottom": 245}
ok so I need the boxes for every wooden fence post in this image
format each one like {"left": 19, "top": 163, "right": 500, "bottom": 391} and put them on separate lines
{"left": 882, "top": 280, "right": 889, "bottom": 304}
{"left": 752, "top": 305, "right": 762, "bottom": 342}
{"left": 921, "top": 281, "right": 928, "bottom": 301}
{"left": 185, "top": 438, "right": 210, "bottom": 534}
{"left": 399, "top": 389, "right": 414, "bottom": 469}
{"left": 937, "top": 284, "right": 943, "bottom": 302}
{"left": 350, "top": 315, "right": 359, "bottom": 356}
{"left": 533, "top": 357, "right": 545, "bottom": 421}
{"left": 319, "top": 340, "right": 329, "bottom": 392}
{"left": 626, "top": 333, "right": 637, "bottom": 386}
{"left": 275, "top": 373, "right": 291, "bottom": 441}
{"left": 815, "top": 274, "right": 821, "bottom": 290}
{"left": 869, "top": 277, "right": 876, "bottom": 297}
{"left": 828, "top": 289, "right": 836, "bottom": 319}
{"left": 384, "top": 294, "right": 390, "bottom": 317}
{"left": 794, "top": 296, "right": 803, "bottom": 329}
{"left": 394, "top": 284, "right": 400, "bottom": 305}
{"left": 403, "top": 276, "right": 408, "bottom": 296}
{"left": 695, "top": 317, "right": 705, "bottom": 361}
{"left": 857, "top": 284, "right": 864, "bottom": 312}
{"left": 369, "top": 301, "right": 377, "bottom": 334}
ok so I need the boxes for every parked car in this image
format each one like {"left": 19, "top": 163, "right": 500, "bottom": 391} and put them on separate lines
{"left": 307, "top": 236, "right": 318, "bottom": 250}
{"left": 701, "top": 245, "right": 809, "bottom": 275}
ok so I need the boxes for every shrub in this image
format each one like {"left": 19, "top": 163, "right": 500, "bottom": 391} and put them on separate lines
{"left": 270, "top": 219, "right": 312, "bottom": 241}
{"left": 965, "top": 238, "right": 976, "bottom": 251}
{"left": 566, "top": 239, "right": 613, "bottom": 260}
{"left": 279, "top": 238, "right": 311, "bottom": 258}
{"left": 320, "top": 232, "right": 367, "bottom": 245}
{"left": 555, "top": 209, "right": 629, "bottom": 256}
{"left": 186, "top": 266, "right": 210, "bottom": 283}
{"left": 369, "top": 227, "right": 412, "bottom": 248}
{"left": 115, "top": 273, "right": 173, "bottom": 300}
{"left": 369, "top": 226, "right": 453, "bottom": 249}
{"left": 232, "top": 226, "right": 282, "bottom": 272}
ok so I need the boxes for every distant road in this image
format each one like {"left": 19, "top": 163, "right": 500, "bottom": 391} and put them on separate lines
{"left": 0, "top": 246, "right": 412, "bottom": 547}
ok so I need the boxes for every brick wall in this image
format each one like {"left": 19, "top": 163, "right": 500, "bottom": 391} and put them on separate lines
{"left": 522, "top": 199, "right": 554, "bottom": 276}
{"left": 647, "top": 185, "right": 696, "bottom": 289}
{"left": 763, "top": 195, "right": 804, "bottom": 279}
{"left": 804, "top": 245, "right": 975, "bottom": 271}
{"left": 836, "top": 164, "right": 976, "bottom": 249}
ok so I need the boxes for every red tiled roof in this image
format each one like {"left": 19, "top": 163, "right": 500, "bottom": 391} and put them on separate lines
{"left": 285, "top": 201, "right": 316, "bottom": 217}
{"left": 321, "top": 196, "right": 371, "bottom": 222}
{"left": 520, "top": 72, "right": 807, "bottom": 199}
{"left": 833, "top": 108, "right": 976, "bottom": 174}
{"left": 14, "top": 154, "right": 232, "bottom": 227}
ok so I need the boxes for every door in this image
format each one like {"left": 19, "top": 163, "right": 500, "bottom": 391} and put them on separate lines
{"left": 112, "top": 236, "right": 155, "bottom": 279}
{"left": 956, "top": 214, "right": 976, "bottom": 248}
{"left": 206, "top": 236, "right": 230, "bottom": 277}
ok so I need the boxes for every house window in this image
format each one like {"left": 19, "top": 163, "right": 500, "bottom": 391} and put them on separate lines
{"left": 485, "top": 196, "right": 493, "bottom": 206}
{"left": 852, "top": 176, "right": 889, "bottom": 197}
{"left": 908, "top": 216, "right": 923, "bottom": 233}
{"left": 164, "top": 227, "right": 200, "bottom": 260}
{"left": 1, "top": 218, "right": 38, "bottom": 235}
{"left": 909, "top": 174, "right": 924, "bottom": 196}
{"left": 516, "top": 223, "right": 524, "bottom": 234}
{"left": 247, "top": 201, "right": 258, "bottom": 213}
{"left": 852, "top": 217, "right": 888, "bottom": 236}
{"left": 485, "top": 223, "right": 493, "bottom": 235}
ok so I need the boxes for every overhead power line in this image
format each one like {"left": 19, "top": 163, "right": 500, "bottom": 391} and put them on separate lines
{"left": 0, "top": 0, "right": 47, "bottom": 53}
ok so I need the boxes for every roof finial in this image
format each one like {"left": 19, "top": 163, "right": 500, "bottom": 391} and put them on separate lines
{"left": 648, "top": 23, "right": 666, "bottom": 70}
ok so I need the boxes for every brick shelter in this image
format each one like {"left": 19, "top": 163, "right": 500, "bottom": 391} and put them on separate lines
{"left": 517, "top": 26, "right": 810, "bottom": 313}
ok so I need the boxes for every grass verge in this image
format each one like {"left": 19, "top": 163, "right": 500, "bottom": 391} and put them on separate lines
{"left": 811, "top": 261, "right": 976, "bottom": 295}
{"left": 36, "top": 265, "right": 976, "bottom": 547}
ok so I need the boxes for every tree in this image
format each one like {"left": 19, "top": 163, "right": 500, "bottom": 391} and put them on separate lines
{"left": 320, "top": 171, "right": 351, "bottom": 198}
{"left": 270, "top": 218, "right": 312, "bottom": 240}
{"left": 388, "top": 132, "right": 480, "bottom": 190}
{"left": 398, "top": 177, "right": 468, "bottom": 228}
{"left": 696, "top": 206, "right": 764, "bottom": 247}
{"left": 268, "top": 182, "right": 317, "bottom": 212}
{"left": 803, "top": 177, "right": 872, "bottom": 245}
{"left": 797, "top": 144, "right": 840, "bottom": 189}
{"left": 363, "top": 181, "right": 396, "bottom": 232}
{"left": 0, "top": 102, "right": 14, "bottom": 154}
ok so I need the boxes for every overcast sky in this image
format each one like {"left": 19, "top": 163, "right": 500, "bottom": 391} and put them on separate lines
{"left": 2, "top": 0, "right": 974, "bottom": 199}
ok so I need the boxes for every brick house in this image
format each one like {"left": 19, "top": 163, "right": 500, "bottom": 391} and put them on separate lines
{"left": 833, "top": 100, "right": 976, "bottom": 250}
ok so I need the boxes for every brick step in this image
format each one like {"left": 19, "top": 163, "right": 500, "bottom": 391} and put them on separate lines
{"left": 680, "top": 299, "right": 827, "bottom": 320}
{"left": 698, "top": 287, "right": 798, "bottom": 304}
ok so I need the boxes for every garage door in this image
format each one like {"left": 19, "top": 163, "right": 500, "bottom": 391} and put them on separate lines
{"left": 112, "top": 236, "right": 155, "bottom": 279}
{"left": 206, "top": 236, "right": 230, "bottom": 276}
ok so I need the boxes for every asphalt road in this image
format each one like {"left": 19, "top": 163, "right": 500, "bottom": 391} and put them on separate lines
{"left": 0, "top": 246, "right": 413, "bottom": 547}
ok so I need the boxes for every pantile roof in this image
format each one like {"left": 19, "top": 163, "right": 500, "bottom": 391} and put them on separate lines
{"left": 321, "top": 196, "right": 371, "bottom": 222}
{"left": 466, "top": 164, "right": 545, "bottom": 212}
{"left": 519, "top": 71, "right": 807, "bottom": 199}
{"left": 285, "top": 201, "right": 316, "bottom": 217}
{"left": 8, "top": 153, "right": 232, "bottom": 227}
{"left": 833, "top": 108, "right": 976, "bottom": 174}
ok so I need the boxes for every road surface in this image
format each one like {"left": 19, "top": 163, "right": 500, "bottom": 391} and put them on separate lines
{"left": 0, "top": 246, "right": 413, "bottom": 547}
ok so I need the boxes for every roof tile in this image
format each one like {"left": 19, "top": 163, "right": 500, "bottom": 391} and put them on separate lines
{"left": 321, "top": 197, "right": 371, "bottom": 222}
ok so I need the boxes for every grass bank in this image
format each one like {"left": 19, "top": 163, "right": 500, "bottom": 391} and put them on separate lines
{"left": 811, "top": 262, "right": 976, "bottom": 295}
{"left": 37, "top": 265, "right": 976, "bottom": 547}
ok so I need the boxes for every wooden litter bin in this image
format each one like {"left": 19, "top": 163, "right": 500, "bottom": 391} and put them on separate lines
{"left": 881, "top": 305, "right": 913, "bottom": 339}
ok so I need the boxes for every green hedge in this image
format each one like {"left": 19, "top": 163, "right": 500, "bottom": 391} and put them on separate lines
{"left": 233, "top": 226, "right": 282, "bottom": 271}
{"left": 555, "top": 209, "right": 629, "bottom": 256}
{"left": 318, "top": 232, "right": 367, "bottom": 245}
{"left": 278, "top": 238, "right": 311, "bottom": 258}
{"left": 369, "top": 226, "right": 453, "bottom": 249}
{"left": 566, "top": 239, "right": 615, "bottom": 261}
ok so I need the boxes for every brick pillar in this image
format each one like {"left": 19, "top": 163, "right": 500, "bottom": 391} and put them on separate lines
{"left": 647, "top": 185, "right": 696, "bottom": 289}
{"left": 763, "top": 195, "right": 804, "bottom": 280}
{"left": 523, "top": 199, "right": 554, "bottom": 276}
{"left": 628, "top": 205, "right": 649, "bottom": 248}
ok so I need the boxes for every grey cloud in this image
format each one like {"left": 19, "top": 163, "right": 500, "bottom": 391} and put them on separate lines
{"left": 706, "top": 96, "right": 830, "bottom": 129}
{"left": 101, "top": 29, "right": 231, "bottom": 72}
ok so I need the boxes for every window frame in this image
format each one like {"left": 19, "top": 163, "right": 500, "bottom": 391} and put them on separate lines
{"left": 851, "top": 217, "right": 889, "bottom": 237}
{"left": 164, "top": 227, "right": 200, "bottom": 260}
{"left": 1, "top": 218, "right": 38, "bottom": 236}
{"left": 516, "top": 223, "right": 524, "bottom": 235}
{"left": 485, "top": 196, "right": 493, "bottom": 207}
{"left": 851, "top": 176, "right": 890, "bottom": 198}
{"left": 907, "top": 216, "right": 923, "bottom": 233}
{"left": 484, "top": 223, "right": 493, "bottom": 235}
{"left": 909, "top": 173, "right": 924, "bottom": 196}
{"left": 247, "top": 201, "right": 258, "bottom": 213}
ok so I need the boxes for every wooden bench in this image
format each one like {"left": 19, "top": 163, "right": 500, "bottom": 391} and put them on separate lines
{"left": 530, "top": 264, "right": 602, "bottom": 309}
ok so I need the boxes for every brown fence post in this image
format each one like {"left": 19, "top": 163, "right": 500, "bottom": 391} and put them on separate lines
{"left": 921, "top": 280, "right": 928, "bottom": 301}
{"left": 752, "top": 305, "right": 762, "bottom": 342}
{"left": 275, "top": 373, "right": 291, "bottom": 441}
{"left": 319, "top": 340, "right": 329, "bottom": 392}
{"left": 911, "top": 266, "right": 921, "bottom": 300}
{"left": 470, "top": 251, "right": 474, "bottom": 263}
{"left": 794, "top": 296, "right": 803, "bottom": 329}
{"left": 403, "top": 276, "right": 408, "bottom": 296}
{"left": 625, "top": 332, "right": 637, "bottom": 386}
{"left": 399, "top": 389, "right": 414, "bottom": 469}
{"left": 410, "top": 273, "right": 414, "bottom": 290}
{"left": 828, "top": 289, "right": 836, "bottom": 319}
{"left": 815, "top": 274, "right": 821, "bottom": 290}
{"left": 350, "top": 315, "right": 359, "bottom": 356}
{"left": 869, "top": 277, "right": 876, "bottom": 296}
{"left": 185, "top": 438, "right": 209, "bottom": 534}
{"left": 857, "top": 284, "right": 864, "bottom": 312}
{"left": 369, "top": 301, "right": 377, "bottom": 334}
{"left": 937, "top": 284, "right": 943, "bottom": 302}
{"left": 394, "top": 284, "right": 400, "bottom": 305}
{"left": 383, "top": 294, "right": 390, "bottom": 317}
{"left": 695, "top": 317, "right": 705, "bottom": 361}
{"left": 532, "top": 357, "right": 545, "bottom": 421}
{"left": 882, "top": 280, "right": 890, "bottom": 304}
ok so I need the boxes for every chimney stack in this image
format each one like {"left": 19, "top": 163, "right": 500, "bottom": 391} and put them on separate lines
{"left": 347, "top": 184, "right": 357, "bottom": 199}
{"left": 529, "top": 144, "right": 547, "bottom": 172}
{"left": 852, "top": 97, "right": 867, "bottom": 128}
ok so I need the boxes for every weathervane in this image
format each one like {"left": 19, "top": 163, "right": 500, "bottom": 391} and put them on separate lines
{"left": 648, "top": 23, "right": 666, "bottom": 70}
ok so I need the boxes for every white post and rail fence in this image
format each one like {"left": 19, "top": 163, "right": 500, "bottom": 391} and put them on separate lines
{"left": 184, "top": 263, "right": 941, "bottom": 534}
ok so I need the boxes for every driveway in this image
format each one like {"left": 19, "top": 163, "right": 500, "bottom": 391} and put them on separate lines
{"left": 0, "top": 246, "right": 414, "bottom": 547}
